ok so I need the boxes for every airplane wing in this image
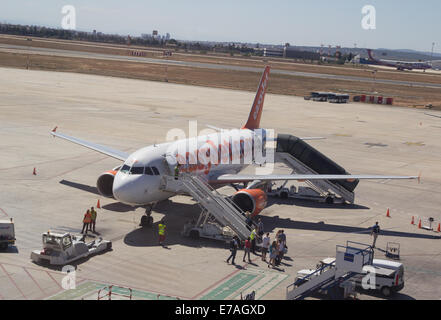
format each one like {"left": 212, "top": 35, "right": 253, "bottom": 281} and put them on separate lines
{"left": 50, "top": 128, "right": 129, "bottom": 161}
{"left": 217, "top": 174, "right": 418, "bottom": 183}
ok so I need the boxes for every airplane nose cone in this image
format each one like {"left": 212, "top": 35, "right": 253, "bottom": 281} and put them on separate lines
{"left": 113, "top": 172, "right": 140, "bottom": 204}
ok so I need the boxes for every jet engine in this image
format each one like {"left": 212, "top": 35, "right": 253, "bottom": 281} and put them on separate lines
{"left": 96, "top": 170, "right": 117, "bottom": 198}
{"left": 232, "top": 189, "right": 267, "bottom": 217}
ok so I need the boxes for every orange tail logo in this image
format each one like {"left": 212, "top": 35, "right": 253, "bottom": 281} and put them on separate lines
{"left": 243, "top": 66, "right": 270, "bottom": 130}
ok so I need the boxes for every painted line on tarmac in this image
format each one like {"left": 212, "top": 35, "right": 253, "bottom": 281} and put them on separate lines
{"left": 200, "top": 272, "right": 258, "bottom": 300}
{"left": 47, "top": 280, "right": 99, "bottom": 300}
{"left": 46, "top": 270, "right": 63, "bottom": 290}
{"left": 47, "top": 280, "right": 181, "bottom": 300}
{"left": 230, "top": 267, "right": 289, "bottom": 300}
{"left": 75, "top": 275, "right": 191, "bottom": 300}
{"left": 0, "top": 264, "right": 27, "bottom": 299}
{"left": 191, "top": 267, "right": 242, "bottom": 300}
{"left": 198, "top": 258, "right": 288, "bottom": 300}
{"left": 0, "top": 207, "right": 8, "bottom": 217}
{"left": 22, "top": 267, "right": 47, "bottom": 298}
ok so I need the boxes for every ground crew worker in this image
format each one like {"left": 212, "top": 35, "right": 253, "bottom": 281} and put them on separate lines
{"left": 371, "top": 222, "right": 381, "bottom": 248}
{"left": 90, "top": 206, "right": 97, "bottom": 233}
{"left": 250, "top": 228, "right": 257, "bottom": 254}
{"left": 158, "top": 219, "right": 166, "bottom": 246}
{"left": 81, "top": 209, "right": 92, "bottom": 234}
{"left": 174, "top": 163, "right": 180, "bottom": 180}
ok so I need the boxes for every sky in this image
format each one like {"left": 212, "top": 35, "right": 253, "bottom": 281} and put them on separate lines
{"left": 0, "top": 0, "right": 440, "bottom": 53}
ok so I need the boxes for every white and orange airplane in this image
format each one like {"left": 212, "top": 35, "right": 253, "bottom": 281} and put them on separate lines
{"left": 51, "top": 66, "right": 417, "bottom": 224}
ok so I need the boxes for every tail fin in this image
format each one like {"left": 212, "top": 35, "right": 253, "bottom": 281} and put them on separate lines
{"left": 367, "top": 49, "right": 376, "bottom": 61}
{"left": 243, "top": 66, "right": 270, "bottom": 130}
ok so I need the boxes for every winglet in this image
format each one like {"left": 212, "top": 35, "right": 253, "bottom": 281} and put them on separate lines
{"left": 52, "top": 126, "right": 58, "bottom": 133}
{"left": 243, "top": 66, "right": 270, "bottom": 130}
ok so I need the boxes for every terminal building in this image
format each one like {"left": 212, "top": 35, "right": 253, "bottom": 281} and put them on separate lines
{"left": 257, "top": 46, "right": 321, "bottom": 61}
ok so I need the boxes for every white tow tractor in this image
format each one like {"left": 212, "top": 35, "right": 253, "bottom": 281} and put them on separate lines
{"left": 0, "top": 218, "right": 15, "bottom": 250}
{"left": 30, "top": 231, "right": 112, "bottom": 266}
{"left": 267, "top": 184, "right": 344, "bottom": 204}
{"left": 182, "top": 216, "right": 236, "bottom": 242}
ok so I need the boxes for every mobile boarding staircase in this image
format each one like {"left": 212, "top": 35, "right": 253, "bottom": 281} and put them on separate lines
{"left": 286, "top": 241, "right": 374, "bottom": 300}
{"left": 160, "top": 173, "right": 253, "bottom": 241}
{"left": 275, "top": 134, "right": 357, "bottom": 204}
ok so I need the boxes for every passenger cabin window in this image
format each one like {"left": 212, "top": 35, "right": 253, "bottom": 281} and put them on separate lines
{"left": 145, "top": 167, "right": 153, "bottom": 175}
{"left": 152, "top": 167, "right": 160, "bottom": 175}
{"left": 130, "top": 166, "right": 144, "bottom": 175}
{"left": 120, "top": 165, "right": 130, "bottom": 174}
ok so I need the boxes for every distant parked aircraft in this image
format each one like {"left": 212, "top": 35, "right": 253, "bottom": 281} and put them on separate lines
{"left": 367, "top": 49, "right": 432, "bottom": 71}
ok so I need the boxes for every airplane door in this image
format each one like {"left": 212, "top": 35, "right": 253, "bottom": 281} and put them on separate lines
{"left": 164, "top": 153, "right": 178, "bottom": 174}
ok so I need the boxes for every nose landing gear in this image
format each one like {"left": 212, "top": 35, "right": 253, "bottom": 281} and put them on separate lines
{"left": 140, "top": 204, "right": 154, "bottom": 228}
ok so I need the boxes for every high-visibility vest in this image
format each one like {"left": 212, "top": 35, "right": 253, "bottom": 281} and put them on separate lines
{"left": 83, "top": 212, "right": 92, "bottom": 223}
{"left": 90, "top": 210, "right": 97, "bottom": 221}
{"left": 250, "top": 230, "right": 256, "bottom": 240}
{"left": 158, "top": 224, "right": 166, "bottom": 235}
{"left": 174, "top": 166, "right": 179, "bottom": 176}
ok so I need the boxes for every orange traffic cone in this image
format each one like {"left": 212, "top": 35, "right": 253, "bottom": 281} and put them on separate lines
{"left": 97, "top": 199, "right": 101, "bottom": 209}
{"left": 386, "top": 208, "right": 391, "bottom": 218}
{"left": 418, "top": 219, "right": 422, "bottom": 229}
{"left": 411, "top": 216, "right": 415, "bottom": 225}
{"left": 437, "top": 223, "right": 440, "bottom": 233}
{"left": 33, "top": 167, "right": 37, "bottom": 175}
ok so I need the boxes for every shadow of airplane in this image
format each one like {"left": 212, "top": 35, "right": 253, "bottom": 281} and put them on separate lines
{"left": 259, "top": 215, "right": 441, "bottom": 240}
{"left": 58, "top": 180, "right": 437, "bottom": 242}
{"left": 123, "top": 224, "right": 229, "bottom": 249}
{"left": 102, "top": 202, "right": 142, "bottom": 213}
{"left": 59, "top": 180, "right": 100, "bottom": 196}
{"left": 266, "top": 197, "right": 369, "bottom": 210}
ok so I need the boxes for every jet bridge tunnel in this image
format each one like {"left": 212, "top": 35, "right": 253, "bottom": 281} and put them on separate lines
{"left": 276, "top": 134, "right": 359, "bottom": 194}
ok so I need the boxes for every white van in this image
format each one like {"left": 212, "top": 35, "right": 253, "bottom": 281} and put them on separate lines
{"left": 0, "top": 219, "right": 15, "bottom": 250}
{"left": 353, "top": 259, "right": 404, "bottom": 297}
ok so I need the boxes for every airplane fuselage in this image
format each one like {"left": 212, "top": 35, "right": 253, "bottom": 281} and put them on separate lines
{"left": 112, "top": 128, "right": 266, "bottom": 205}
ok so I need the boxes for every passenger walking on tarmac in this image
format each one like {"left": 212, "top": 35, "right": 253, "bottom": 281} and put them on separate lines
{"left": 371, "top": 222, "right": 381, "bottom": 248}
{"left": 250, "top": 228, "right": 257, "bottom": 254}
{"left": 243, "top": 237, "right": 252, "bottom": 263}
{"left": 278, "top": 230, "right": 286, "bottom": 245}
{"left": 276, "top": 240, "right": 285, "bottom": 266}
{"left": 81, "top": 209, "right": 92, "bottom": 234}
{"left": 158, "top": 219, "right": 166, "bottom": 246}
{"left": 257, "top": 218, "right": 264, "bottom": 238}
{"left": 275, "top": 230, "right": 281, "bottom": 242}
{"left": 268, "top": 241, "right": 278, "bottom": 268}
{"left": 245, "top": 212, "right": 253, "bottom": 227}
{"left": 261, "top": 233, "right": 270, "bottom": 262}
{"left": 90, "top": 206, "right": 97, "bottom": 233}
{"left": 226, "top": 236, "right": 239, "bottom": 265}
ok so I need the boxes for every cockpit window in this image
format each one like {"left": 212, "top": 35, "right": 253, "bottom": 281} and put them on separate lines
{"left": 120, "top": 165, "right": 130, "bottom": 174}
{"left": 152, "top": 167, "right": 160, "bottom": 175}
{"left": 145, "top": 167, "right": 153, "bottom": 175}
{"left": 130, "top": 166, "right": 144, "bottom": 175}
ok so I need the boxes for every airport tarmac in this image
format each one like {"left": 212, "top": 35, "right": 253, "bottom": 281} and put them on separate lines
{"left": 0, "top": 67, "right": 440, "bottom": 300}
{"left": 1, "top": 43, "right": 441, "bottom": 90}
